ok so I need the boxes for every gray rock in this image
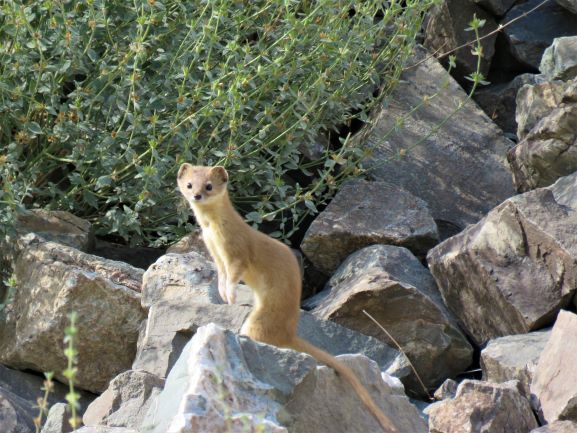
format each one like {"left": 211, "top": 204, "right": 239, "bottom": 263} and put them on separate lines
{"left": 308, "top": 245, "right": 472, "bottom": 396}
{"left": 428, "top": 180, "right": 577, "bottom": 346}
{"left": 133, "top": 298, "right": 408, "bottom": 382}
{"left": 424, "top": 0, "right": 498, "bottom": 79}
{"left": 429, "top": 380, "right": 538, "bottom": 433}
{"left": 508, "top": 85, "right": 577, "bottom": 192}
{"left": 541, "top": 37, "right": 577, "bottom": 81}
{"left": 481, "top": 330, "right": 551, "bottom": 397}
{"left": 531, "top": 310, "right": 577, "bottom": 424}
{"left": 557, "top": 0, "right": 577, "bottom": 14}
{"left": 502, "top": 0, "right": 577, "bottom": 69}
{"left": 83, "top": 370, "right": 164, "bottom": 430}
{"left": 0, "top": 387, "right": 35, "bottom": 433}
{"left": 0, "top": 236, "right": 145, "bottom": 393}
{"left": 165, "top": 231, "right": 210, "bottom": 257}
{"left": 433, "top": 379, "right": 458, "bottom": 401}
{"left": 300, "top": 180, "right": 438, "bottom": 274}
{"left": 473, "top": 73, "right": 541, "bottom": 135}
{"left": 516, "top": 79, "right": 569, "bottom": 141}
{"left": 357, "top": 46, "right": 515, "bottom": 238}
{"left": 72, "top": 428, "right": 138, "bottom": 433}
{"left": 474, "top": 0, "right": 515, "bottom": 15}
{"left": 531, "top": 420, "right": 577, "bottom": 432}
{"left": 40, "top": 403, "right": 72, "bottom": 433}
{"left": 142, "top": 324, "right": 427, "bottom": 433}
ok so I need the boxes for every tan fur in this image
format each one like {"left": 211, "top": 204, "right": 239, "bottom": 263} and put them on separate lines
{"left": 177, "top": 164, "right": 398, "bottom": 433}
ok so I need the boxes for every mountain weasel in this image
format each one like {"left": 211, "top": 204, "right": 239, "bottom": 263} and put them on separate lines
{"left": 177, "top": 164, "right": 398, "bottom": 433}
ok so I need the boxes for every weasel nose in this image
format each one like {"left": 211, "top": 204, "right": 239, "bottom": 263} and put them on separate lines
{"left": 193, "top": 194, "right": 202, "bottom": 201}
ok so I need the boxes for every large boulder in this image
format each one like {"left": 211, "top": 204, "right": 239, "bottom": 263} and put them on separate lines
{"left": 508, "top": 80, "right": 577, "bottom": 192}
{"left": 473, "top": 0, "right": 516, "bottom": 15}
{"left": 428, "top": 380, "right": 538, "bottom": 433}
{"left": 540, "top": 36, "right": 577, "bottom": 81}
{"left": 133, "top": 298, "right": 408, "bottom": 382}
{"left": 427, "top": 173, "right": 577, "bottom": 346}
{"left": 480, "top": 330, "right": 551, "bottom": 397}
{"left": 357, "top": 46, "right": 515, "bottom": 239}
{"left": 557, "top": 0, "right": 577, "bottom": 14}
{"left": 423, "top": 0, "right": 498, "bottom": 79}
{"left": 502, "top": 0, "right": 577, "bottom": 70}
{"left": 531, "top": 310, "right": 577, "bottom": 424}
{"left": 0, "top": 235, "right": 145, "bottom": 393}
{"left": 531, "top": 421, "right": 577, "bottom": 432}
{"left": 0, "top": 388, "right": 35, "bottom": 433}
{"left": 141, "top": 324, "right": 427, "bottom": 433}
{"left": 307, "top": 245, "right": 472, "bottom": 396}
{"left": 300, "top": 179, "right": 438, "bottom": 274}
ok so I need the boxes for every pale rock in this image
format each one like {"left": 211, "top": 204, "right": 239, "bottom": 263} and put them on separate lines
{"left": 531, "top": 420, "right": 577, "bottom": 432}
{"left": 541, "top": 37, "right": 577, "bottom": 81}
{"left": 165, "top": 231, "right": 210, "bottom": 257}
{"left": 142, "top": 324, "right": 427, "bottom": 433}
{"left": 83, "top": 370, "right": 164, "bottom": 429}
{"left": 40, "top": 403, "right": 72, "bottom": 433}
{"left": 531, "top": 310, "right": 577, "bottom": 423}
{"left": 428, "top": 179, "right": 577, "bottom": 346}
{"left": 71, "top": 428, "right": 138, "bottom": 433}
{"left": 308, "top": 245, "right": 472, "bottom": 396}
{"left": 0, "top": 236, "right": 145, "bottom": 393}
{"left": 428, "top": 380, "right": 538, "bottom": 433}
{"left": 357, "top": 46, "right": 515, "bottom": 238}
{"left": 433, "top": 379, "right": 458, "bottom": 401}
{"left": 481, "top": 330, "right": 550, "bottom": 397}
{"left": 300, "top": 180, "right": 438, "bottom": 274}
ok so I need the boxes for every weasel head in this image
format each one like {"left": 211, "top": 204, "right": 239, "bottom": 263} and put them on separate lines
{"left": 177, "top": 164, "right": 229, "bottom": 207}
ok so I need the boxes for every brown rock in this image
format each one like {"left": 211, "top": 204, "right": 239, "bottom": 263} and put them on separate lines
{"left": 428, "top": 380, "right": 538, "bottom": 433}
{"left": 531, "top": 310, "right": 577, "bottom": 423}
{"left": 530, "top": 420, "right": 577, "bottom": 432}
{"left": 300, "top": 179, "right": 438, "bottom": 274}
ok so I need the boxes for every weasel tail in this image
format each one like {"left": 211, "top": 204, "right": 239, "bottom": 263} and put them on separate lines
{"left": 177, "top": 164, "right": 399, "bottom": 433}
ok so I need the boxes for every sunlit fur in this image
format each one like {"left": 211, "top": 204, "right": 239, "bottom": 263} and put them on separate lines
{"left": 177, "top": 164, "right": 398, "bottom": 433}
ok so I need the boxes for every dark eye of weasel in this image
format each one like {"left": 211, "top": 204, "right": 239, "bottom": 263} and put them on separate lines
{"left": 205, "top": 183, "right": 213, "bottom": 191}
{"left": 186, "top": 183, "right": 192, "bottom": 189}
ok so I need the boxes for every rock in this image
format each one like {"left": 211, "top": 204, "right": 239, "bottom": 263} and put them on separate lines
{"left": 307, "top": 245, "right": 472, "bottom": 396}
{"left": 142, "top": 324, "right": 427, "bottom": 433}
{"left": 165, "top": 231, "right": 210, "bottom": 257}
{"left": 357, "top": 46, "right": 515, "bottom": 239}
{"left": 71, "top": 428, "right": 138, "bottom": 433}
{"left": 0, "top": 236, "right": 145, "bottom": 393}
{"left": 473, "top": 0, "right": 516, "bottom": 15}
{"left": 91, "top": 240, "right": 165, "bottom": 271}
{"left": 557, "top": 0, "right": 577, "bottom": 14}
{"left": 83, "top": 370, "right": 164, "bottom": 429}
{"left": 428, "top": 380, "right": 538, "bottom": 433}
{"left": 516, "top": 79, "right": 569, "bottom": 141}
{"left": 300, "top": 180, "right": 438, "bottom": 274}
{"left": 480, "top": 329, "right": 551, "bottom": 397}
{"left": 423, "top": 0, "right": 498, "bottom": 79}
{"left": 531, "top": 310, "right": 577, "bottom": 423}
{"left": 0, "top": 387, "right": 35, "bottom": 433}
{"left": 133, "top": 297, "right": 408, "bottom": 382}
{"left": 531, "top": 421, "right": 577, "bottom": 432}
{"left": 40, "top": 403, "right": 72, "bottom": 433}
{"left": 473, "top": 73, "right": 541, "bottom": 135}
{"left": 434, "top": 379, "right": 458, "bottom": 401}
{"left": 541, "top": 37, "right": 577, "bottom": 81}
{"left": 508, "top": 85, "right": 577, "bottom": 191}
{"left": 502, "top": 0, "right": 577, "bottom": 70}
{"left": 427, "top": 177, "right": 577, "bottom": 346}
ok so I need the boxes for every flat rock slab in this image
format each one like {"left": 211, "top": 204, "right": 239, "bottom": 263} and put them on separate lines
{"left": 357, "top": 46, "right": 515, "bottom": 238}
{"left": 531, "top": 421, "right": 577, "bottom": 432}
{"left": 531, "top": 310, "right": 577, "bottom": 424}
{"left": 541, "top": 36, "right": 577, "bottom": 81}
{"left": 509, "top": 82, "right": 577, "bottom": 192}
{"left": 133, "top": 298, "right": 408, "bottom": 382}
{"left": 428, "top": 380, "right": 538, "bottom": 433}
{"left": 428, "top": 175, "right": 577, "bottom": 346}
{"left": 503, "top": 0, "right": 577, "bottom": 69}
{"left": 481, "top": 330, "right": 551, "bottom": 397}
{"left": 308, "top": 245, "right": 472, "bottom": 396}
{"left": 300, "top": 179, "right": 438, "bottom": 274}
{"left": 0, "top": 235, "right": 145, "bottom": 393}
{"left": 142, "top": 324, "right": 427, "bottom": 433}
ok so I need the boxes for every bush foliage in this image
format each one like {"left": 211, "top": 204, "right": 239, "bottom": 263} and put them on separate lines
{"left": 0, "top": 0, "right": 435, "bottom": 245}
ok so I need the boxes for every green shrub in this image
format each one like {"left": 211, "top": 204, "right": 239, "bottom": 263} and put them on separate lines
{"left": 0, "top": 0, "right": 436, "bottom": 245}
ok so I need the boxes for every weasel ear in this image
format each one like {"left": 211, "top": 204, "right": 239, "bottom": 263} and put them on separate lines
{"left": 211, "top": 166, "right": 228, "bottom": 183}
{"left": 178, "top": 163, "right": 193, "bottom": 180}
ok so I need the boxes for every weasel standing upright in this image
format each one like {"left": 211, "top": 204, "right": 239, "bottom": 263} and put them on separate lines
{"left": 177, "top": 164, "right": 398, "bottom": 433}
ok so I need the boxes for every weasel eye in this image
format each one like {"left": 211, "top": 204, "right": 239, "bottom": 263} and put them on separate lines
{"left": 205, "top": 183, "right": 213, "bottom": 191}
{"left": 186, "top": 183, "right": 192, "bottom": 189}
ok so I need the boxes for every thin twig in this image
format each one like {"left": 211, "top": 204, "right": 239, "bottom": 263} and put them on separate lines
{"left": 404, "top": 0, "right": 552, "bottom": 71}
{"left": 362, "top": 309, "right": 433, "bottom": 401}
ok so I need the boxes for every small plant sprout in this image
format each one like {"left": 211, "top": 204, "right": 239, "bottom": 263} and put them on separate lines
{"left": 33, "top": 372, "right": 54, "bottom": 433}
{"left": 63, "top": 311, "right": 82, "bottom": 429}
